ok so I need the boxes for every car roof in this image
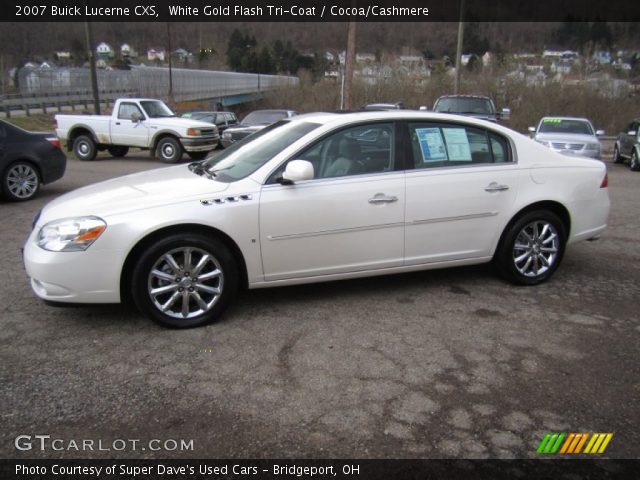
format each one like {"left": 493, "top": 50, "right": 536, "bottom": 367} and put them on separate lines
{"left": 436, "top": 95, "right": 492, "bottom": 99}
{"left": 249, "top": 109, "right": 296, "bottom": 114}
{"left": 288, "top": 110, "right": 516, "bottom": 133}
{"left": 183, "top": 111, "right": 234, "bottom": 115}
{"left": 539, "top": 116, "right": 591, "bottom": 122}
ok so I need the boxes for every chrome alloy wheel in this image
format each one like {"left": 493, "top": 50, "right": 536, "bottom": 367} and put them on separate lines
{"left": 6, "top": 164, "right": 38, "bottom": 199}
{"left": 161, "top": 143, "right": 175, "bottom": 158}
{"left": 147, "top": 247, "right": 224, "bottom": 319}
{"left": 512, "top": 221, "right": 559, "bottom": 278}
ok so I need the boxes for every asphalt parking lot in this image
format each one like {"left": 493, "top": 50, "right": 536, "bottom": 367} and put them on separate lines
{"left": 1, "top": 149, "right": 639, "bottom": 459}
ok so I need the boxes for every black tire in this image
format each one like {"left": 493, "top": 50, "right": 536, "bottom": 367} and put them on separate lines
{"left": 108, "top": 146, "right": 129, "bottom": 158}
{"left": 156, "top": 137, "right": 183, "bottom": 163}
{"left": 495, "top": 210, "right": 566, "bottom": 285}
{"left": 187, "top": 151, "right": 208, "bottom": 160}
{"left": 2, "top": 161, "right": 40, "bottom": 201}
{"left": 73, "top": 134, "right": 97, "bottom": 161}
{"left": 630, "top": 149, "right": 640, "bottom": 172}
{"left": 131, "top": 233, "right": 238, "bottom": 328}
{"left": 613, "top": 145, "right": 624, "bottom": 164}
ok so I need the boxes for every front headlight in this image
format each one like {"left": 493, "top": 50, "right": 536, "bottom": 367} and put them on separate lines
{"left": 37, "top": 216, "right": 107, "bottom": 252}
{"left": 186, "top": 128, "right": 199, "bottom": 136}
{"left": 585, "top": 142, "right": 600, "bottom": 151}
{"left": 222, "top": 132, "right": 232, "bottom": 139}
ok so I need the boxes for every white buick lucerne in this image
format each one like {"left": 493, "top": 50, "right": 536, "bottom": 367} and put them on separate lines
{"left": 24, "top": 111, "right": 610, "bottom": 328}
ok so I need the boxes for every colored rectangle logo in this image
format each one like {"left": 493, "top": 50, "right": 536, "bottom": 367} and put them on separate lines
{"left": 537, "top": 433, "right": 613, "bottom": 455}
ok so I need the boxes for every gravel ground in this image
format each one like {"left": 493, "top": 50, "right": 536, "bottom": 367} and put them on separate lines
{"left": 1, "top": 147, "right": 638, "bottom": 459}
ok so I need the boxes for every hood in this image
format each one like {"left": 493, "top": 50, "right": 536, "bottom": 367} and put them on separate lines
{"left": 147, "top": 117, "right": 214, "bottom": 129}
{"left": 38, "top": 165, "right": 229, "bottom": 223}
{"left": 534, "top": 133, "right": 598, "bottom": 144}
{"left": 226, "top": 124, "right": 265, "bottom": 132}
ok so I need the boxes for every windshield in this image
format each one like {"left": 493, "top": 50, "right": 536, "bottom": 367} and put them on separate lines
{"left": 538, "top": 119, "right": 594, "bottom": 135}
{"left": 202, "top": 120, "right": 320, "bottom": 182}
{"left": 434, "top": 97, "right": 494, "bottom": 114}
{"left": 140, "top": 100, "right": 176, "bottom": 118}
{"left": 242, "top": 111, "right": 290, "bottom": 125}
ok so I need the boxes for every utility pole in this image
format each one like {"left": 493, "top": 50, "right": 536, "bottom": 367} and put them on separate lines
{"left": 454, "top": 0, "right": 465, "bottom": 94}
{"left": 343, "top": 21, "right": 356, "bottom": 110}
{"left": 85, "top": 21, "right": 100, "bottom": 114}
{"left": 167, "top": 22, "right": 174, "bottom": 106}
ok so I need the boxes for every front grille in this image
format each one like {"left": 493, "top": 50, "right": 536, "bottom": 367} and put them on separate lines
{"left": 551, "top": 142, "right": 584, "bottom": 150}
{"left": 200, "top": 128, "right": 216, "bottom": 136}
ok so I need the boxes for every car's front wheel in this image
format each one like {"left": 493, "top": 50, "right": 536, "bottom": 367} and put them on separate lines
{"left": 630, "top": 149, "right": 640, "bottom": 172}
{"left": 2, "top": 162, "right": 40, "bottom": 201}
{"left": 156, "top": 137, "right": 183, "bottom": 163}
{"left": 131, "top": 234, "right": 238, "bottom": 328}
{"left": 495, "top": 210, "right": 566, "bottom": 285}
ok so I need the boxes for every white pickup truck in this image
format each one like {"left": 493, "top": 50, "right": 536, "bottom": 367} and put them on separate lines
{"left": 55, "top": 98, "right": 220, "bottom": 163}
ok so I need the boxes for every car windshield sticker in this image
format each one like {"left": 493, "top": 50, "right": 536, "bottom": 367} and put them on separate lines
{"left": 443, "top": 128, "right": 472, "bottom": 161}
{"left": 416, "top": 128, "right": 447, "bottom": 161}
{"left": 543, "top": 118, "right": 562, "bottom": 123}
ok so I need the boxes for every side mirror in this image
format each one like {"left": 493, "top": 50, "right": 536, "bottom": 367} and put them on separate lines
{"left": 628, "top": 130, "right": 637, "bottom": 136}
{"left": 130, "top": 112, "right": 142, "bottom": 123}
{"left": 500, "top": 108, "right": 511, "bottom": 120}
{"left": 282, "top": 160, "right": 314, "bottom": 184}
{"left": 419, "top": 105, "right": 428, "bottom": 111}
{"left": 596, "top": 130, "right": 605, "bottom": 136}
{"left": 527, "top": 126, "right": 536, "bottom": 133}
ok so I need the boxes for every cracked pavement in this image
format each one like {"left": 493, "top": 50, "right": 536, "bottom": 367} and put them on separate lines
{"left": 1, "top": 151, "right": 638, "bottom": 459}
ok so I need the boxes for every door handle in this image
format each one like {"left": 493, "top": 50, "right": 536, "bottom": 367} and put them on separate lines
{"left": 368, "top": 193, "right": 398, "bottom": 204}
{"left": 115, "top": 122, "right": 121, "bottom": 125}
{"left": 485, "top": 182, "right": 509, "bottom": 192}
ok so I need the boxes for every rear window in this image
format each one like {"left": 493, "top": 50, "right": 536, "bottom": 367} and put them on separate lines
{"left": 434, "top": 97, "right": 494, "bottom": 115}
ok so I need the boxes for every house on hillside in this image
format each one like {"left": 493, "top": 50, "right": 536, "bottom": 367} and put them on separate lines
{"left": 120, "top": 44, "right": 136, "bottom": 58}
{"left": 96, "top": 42, "right": 114, "bottom": 59}
{"left": 147, "top": 47, "right": 166, "bottom": 62}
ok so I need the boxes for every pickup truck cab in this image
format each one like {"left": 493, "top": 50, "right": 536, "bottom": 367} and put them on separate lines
{"left": 55, "top": 98, "right": 220, "bottom": 163}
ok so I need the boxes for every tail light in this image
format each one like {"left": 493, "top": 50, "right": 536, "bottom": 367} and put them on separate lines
{"left": 600, "top": 173, "right": 608, "bottom": 188}
{"left": 46, "top": 137, "right": 61, "bottom": 149}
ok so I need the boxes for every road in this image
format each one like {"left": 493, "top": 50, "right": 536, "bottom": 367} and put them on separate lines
{"left": 1, "top": 150, "right": 638, "bottom": 459}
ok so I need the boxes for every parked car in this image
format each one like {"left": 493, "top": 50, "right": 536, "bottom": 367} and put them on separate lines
{"left": 220, "top": 109, "right": 297, "bottom": 148}
{"left": 528, "top": 117, "right": 604, "bottom": 159}
{"left": 1, "top": 119, "right": 66, "bottom": 202}
{"left": 361, "top": 102, "right": 405, "bottom": 111}
{"left": 24, "top": 111, "right": 609, "bottom": 328}
{"left": 432, "top": 95, "right": 510, "bottom": 123}
{"left": 55, "top": 98, "right": 220, "bottom": 163}
{"left": 613, "top": 117, "right": 640, "bottom": 171}
{"left": 181, "top": 111, "right": 239, "bottom": 138}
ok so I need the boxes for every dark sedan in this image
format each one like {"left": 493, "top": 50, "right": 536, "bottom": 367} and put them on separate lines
{"left": 220, "top": 109, "right": 297, "bottom": 148}
{"left": 1, "top": 120, "right": 67, "bottom": 201}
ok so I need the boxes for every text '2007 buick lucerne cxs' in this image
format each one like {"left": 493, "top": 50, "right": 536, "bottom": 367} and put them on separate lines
{"left": 23, "top": 111, "right": 610, "bottom": 328}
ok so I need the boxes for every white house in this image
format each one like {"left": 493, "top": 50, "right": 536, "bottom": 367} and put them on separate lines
{"left": 96, "top": 42, "right": 114, "bottom": 59}
{"left": 147, "top": 47, "right": 166, "bottom": 62}
{"left": 120, "top": 44, "right": 134, "bottom": 58}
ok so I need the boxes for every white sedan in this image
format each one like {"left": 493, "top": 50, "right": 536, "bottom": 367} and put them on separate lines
{"left": 24, "top": 111, "right": 610, "bottom": 328}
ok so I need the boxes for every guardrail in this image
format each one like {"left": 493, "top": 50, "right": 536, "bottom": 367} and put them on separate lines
{"left": 0, "top": 90, "right": 139, "bottom": 118}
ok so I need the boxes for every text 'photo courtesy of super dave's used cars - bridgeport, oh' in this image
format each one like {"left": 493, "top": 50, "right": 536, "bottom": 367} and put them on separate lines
{"left": 22, "top": 110, "right": 610, "bottom": 328}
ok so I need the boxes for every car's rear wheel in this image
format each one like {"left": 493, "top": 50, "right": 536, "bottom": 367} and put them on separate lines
{"left": 187, "top": 151, "right": 208, "bottom": 160}
{"left": 2, "top": 162, "right": 40, "bottom": 201}
{"left": 156, "top": 137, "right": 183, "bottom": 163}
{"left": 613, "top": 145, "right": 623, "bottom": 164}
{"left": 630, "top": 149, "right": 640, "bottom": 172}
{"left": 131, "top": 234, "right": 238, "bottom": 328}
{"left": 108, "top": 146, "right": 129, "bottom": 158}
{"left": 73, "top": 135, "right": 97, "bottom": 161}
{"left": 495, "top": 210, "right": 566, "bottom": 285}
